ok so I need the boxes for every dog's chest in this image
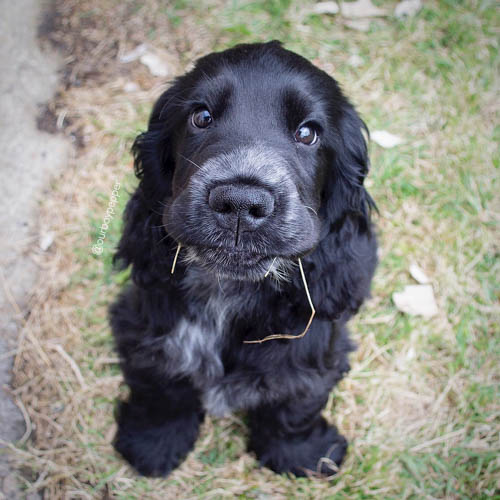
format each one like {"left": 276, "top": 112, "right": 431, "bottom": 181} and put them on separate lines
{"left": 163, "top": 316, "right": 225, "bottom": 382}
{"left": 162, "top": 276, "right": 247, "bottom": 414}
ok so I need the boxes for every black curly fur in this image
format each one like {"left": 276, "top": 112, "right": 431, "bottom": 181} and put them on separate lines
{"left": 110, "top": 41, "right": 377, "bottom": 478}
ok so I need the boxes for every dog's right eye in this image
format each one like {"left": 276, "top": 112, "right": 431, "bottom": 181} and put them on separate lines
{"left": 192, "top": 108, "right": 212, "bottom": 128}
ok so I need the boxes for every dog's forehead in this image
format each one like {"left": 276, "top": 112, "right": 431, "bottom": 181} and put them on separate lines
{"left": 191, "top": 59, "right": 320, "bottom": 119}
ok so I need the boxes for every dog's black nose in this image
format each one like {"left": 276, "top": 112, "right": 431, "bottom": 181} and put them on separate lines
{"left": 208, "top": 183, "right": 274, "bottom": 232}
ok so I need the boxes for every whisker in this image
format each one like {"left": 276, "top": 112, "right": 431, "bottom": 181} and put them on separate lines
{"left": 179, "top": 154, "right": 203, "bottom": 170}
{"left": 156, "top": 232, "right": 171, "bottom": 245}
{"left": 304, "top": 205, "right": 318, "bottom": 216}
{"left": 150, "top": 208, "right": 166, "bottom": 217}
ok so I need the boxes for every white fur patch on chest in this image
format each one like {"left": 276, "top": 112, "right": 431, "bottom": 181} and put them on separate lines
{"left": 162, "top": 268, "right": 287, "bottom": 417}
{"left": 162, "top": 276, "right": 241, "bottom": 416}
{"left": 163, "top": 316, "right": 235, "bottom": 416}
{"left": 163, "top": 317, "right": 224, "bottom": 381}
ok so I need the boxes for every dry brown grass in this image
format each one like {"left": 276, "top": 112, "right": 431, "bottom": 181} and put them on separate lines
{"left": 5, "top": 0, "right": 499, "bottom": 498}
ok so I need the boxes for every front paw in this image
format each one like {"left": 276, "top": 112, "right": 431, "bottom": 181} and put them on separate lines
{"left": 249, "top": 419, "right": 347, "bottom": 477}
{"left": 114, "top": 401, "right": 202, "bottom": 477}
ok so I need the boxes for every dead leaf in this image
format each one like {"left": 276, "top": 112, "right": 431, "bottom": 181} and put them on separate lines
{"left": 344, "top": 18, "right": 372, "bottom": 31}
{"left": 40, "top": 232, "right": 54, "bottom": 251}
{"left": 341, "top": 0, "right": 388, "bottom": 19}
{"left": 123, "top": 81, "right": 140, "bottom": 93}
{"left": 118, "top": 44, "right": 147, "bottom": 63}
{"left": 312, "top": 1, "right": 339, "bottom": 15}
{"left": 348, "top": 54, "right": 364, "bottom": 67}
{"left": 395, "top": 0, "right": 422, "bottom": 19}
{"left": 140, "top": 52, "right": 170, "bottom": 77}
{"left": 371, "top": 130, "right": 404, "bottom": 148}
{"left": 409, "top": 262, "right": 430, "bottom": 284}
{"left": 393, "top": 285, "right": 438, "bottom": 317}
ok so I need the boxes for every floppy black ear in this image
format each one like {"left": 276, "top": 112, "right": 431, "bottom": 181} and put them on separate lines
{"left": 113, "top": 83, "right": 186, "bottom": 288}
{"left": 322, "top": 103, "right": 375, "bottom": 228}
{"left": 132, "top": 84, "right": 186, "bottom": 201}
{"left": 292, "top": 104, "right": 377, "bottom": 321}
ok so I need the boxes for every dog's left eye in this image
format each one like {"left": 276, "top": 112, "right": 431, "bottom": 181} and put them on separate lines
{"left": 295, "top": 125, "right": 318, "bottom": 145}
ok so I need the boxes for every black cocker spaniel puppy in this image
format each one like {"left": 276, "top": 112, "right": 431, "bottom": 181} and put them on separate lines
{"left": 110, "top": 41, "right": 377, "bottom": 478}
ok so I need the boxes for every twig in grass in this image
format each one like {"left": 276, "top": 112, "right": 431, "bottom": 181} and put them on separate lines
{"left": 0, "top": 269, "right": 50, "bottom": 371}
{"left": 48, "top": 344, "right": 86, "bottom": 389}
{"left": 3, "top": 390, "right": 33, "bottom": 445}
{"left": 317, "top": 444, "right": 341, "bottom": 476}
{"left": 410, "top": 428, "right": 466, "bottom": 452}
{"left": 94, "top": 356, "right": 120, "bottom": 366}
{"left": 0, "top": 268, "right": 27, "bottom": 323}
{"left": 244, "top": 258, "right": 315, "bottom": 343}
{"left": 25, "top": 330, "right": 52, "bottom": 368}
{"left": 16, "top": 397, "right": 33, "bottom": 445}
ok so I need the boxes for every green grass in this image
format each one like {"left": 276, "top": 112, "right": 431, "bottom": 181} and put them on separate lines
{"left": 11, "top": 0, "right": 499, "bottom": 498}
{"left": 108, "top": 2, "right": 499, "bottom": 495}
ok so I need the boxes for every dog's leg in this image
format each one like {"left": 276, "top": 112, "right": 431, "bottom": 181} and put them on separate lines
{"left": 247, "top": 395, "right": 347, "bottom": 477}
{"left": 114, "top": 371, "right": 204, "bottom": 477}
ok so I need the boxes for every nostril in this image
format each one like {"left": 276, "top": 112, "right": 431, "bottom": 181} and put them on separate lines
{"left": 208, "top": 187, "right": 234, "bottom": 214}
{"left": 249, "top": 205, "right": 266, "bottom": 218}
{"left": 248, "top": 193, "right": 274, "bottom": 219}
{"left": 208, "top": 183, "right": 275, "bottom": 227}
{"left": 219, "top": 202, "right": 232, "bottom": 214}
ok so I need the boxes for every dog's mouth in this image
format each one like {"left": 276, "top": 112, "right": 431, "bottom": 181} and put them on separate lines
{"left": 184, "top": 245, "right": 277, "bottom": 281}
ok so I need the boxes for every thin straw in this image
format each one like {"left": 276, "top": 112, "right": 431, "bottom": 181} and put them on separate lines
{"left": 171, "top": 243, "right": 182, "bottom": 274}
{"left": 244, "top": 258, "right": 316, "bottom": 344}
{"left": 264, "top": 257, "right": 278, "bottom": 278}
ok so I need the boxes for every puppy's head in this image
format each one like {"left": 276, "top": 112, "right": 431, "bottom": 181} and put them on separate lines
{"left": 129, "top": 41, "right": 373, "bottom": 282}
